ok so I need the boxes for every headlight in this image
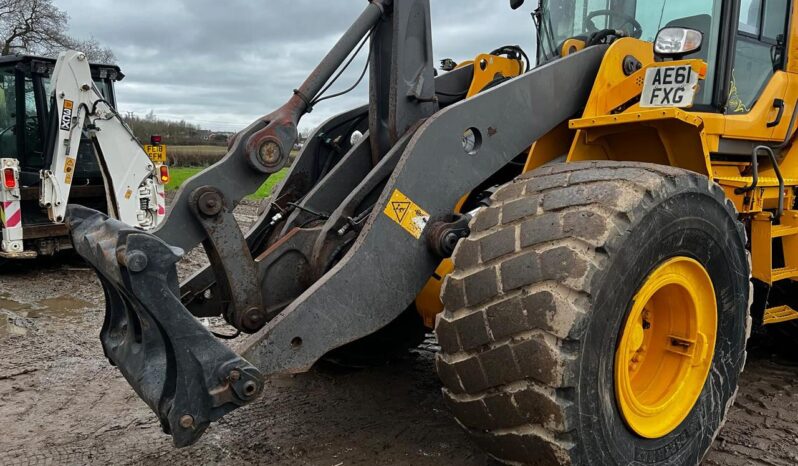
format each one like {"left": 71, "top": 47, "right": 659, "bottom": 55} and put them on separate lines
{"left": 654, "top": 27, "right": 703, "bottom": 58}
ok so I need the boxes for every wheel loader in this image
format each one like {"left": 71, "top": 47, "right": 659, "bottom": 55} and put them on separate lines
{"left": 65, "top": 0, "right": 798, "bottom": 464}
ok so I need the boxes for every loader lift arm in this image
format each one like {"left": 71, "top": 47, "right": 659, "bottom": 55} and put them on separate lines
{"left": 67, "top": 0, "right": 605, "bottom": 448}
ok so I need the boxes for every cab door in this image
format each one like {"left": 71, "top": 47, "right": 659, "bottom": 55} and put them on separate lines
{"left": 723, "top": 0, "right": 793, "bottom": 141}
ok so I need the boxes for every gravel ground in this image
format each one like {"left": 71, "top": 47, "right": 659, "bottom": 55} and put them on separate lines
{"left": 1, "top": 200, "right": 798, "bottom": 465}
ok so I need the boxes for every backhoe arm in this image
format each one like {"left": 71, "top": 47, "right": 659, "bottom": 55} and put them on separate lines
{"left": 41, "top": 50, "right": 164, "bottom": 229}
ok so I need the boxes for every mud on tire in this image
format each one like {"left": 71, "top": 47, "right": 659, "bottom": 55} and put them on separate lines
{"left": 436, "top": 161, "right": 751, "bottom": 465}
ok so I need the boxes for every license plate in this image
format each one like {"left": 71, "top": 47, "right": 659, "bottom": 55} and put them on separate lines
{"left": 640, "top": 65, "right": 698, "bottom": 108}
{"left": 144, "top": 144, "right": 167, "bottom": 163}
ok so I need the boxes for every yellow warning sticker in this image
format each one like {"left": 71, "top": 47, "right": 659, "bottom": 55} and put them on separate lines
{"left": 63, "top": 158, "right": 75, "bottom": 184}
{"left": 383, "top": 189, "right": 430, "bottom": 239}
{"left": 64, "top": 158, "right": 75, "bottom": 173}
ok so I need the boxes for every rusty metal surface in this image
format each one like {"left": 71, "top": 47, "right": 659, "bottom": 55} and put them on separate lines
{"left": 180, "top": 65, "right": 473, "bottom": 322}
{"left": 188, "top": 186, "right": 265, "bottom": 333}
{"left": 152, "top": 0, "right": 388, "bottom": 255}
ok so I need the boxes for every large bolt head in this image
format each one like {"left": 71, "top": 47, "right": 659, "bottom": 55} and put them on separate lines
{"left": 240, "top": 307, "right": 266, "bottom": 333}
{"left": 241, "top": 307, "right": 266, "bottom": 332}
{"left": 197, "top": 191, "right": 223, "bottom": 217}
{"left": 258, "top": 140, "right": 282, "bottom": 166}
{"left": 179, "top": 414, "right": 194, "bottom": 429}
{"left": 125, "top": 250, "right": 149, "bottom": 273}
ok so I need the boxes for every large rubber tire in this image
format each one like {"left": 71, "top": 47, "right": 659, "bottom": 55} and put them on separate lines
{"left": 436, "top": 161, "right": 751, "bottom": 465}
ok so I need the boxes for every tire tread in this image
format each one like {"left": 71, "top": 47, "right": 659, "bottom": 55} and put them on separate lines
{"left": 437, "top": 161, "right": 749, "bottom": 465}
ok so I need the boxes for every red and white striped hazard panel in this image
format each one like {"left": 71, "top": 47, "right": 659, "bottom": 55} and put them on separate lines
{"left": 1, "top": 201, "right": 21, "bottom": 228}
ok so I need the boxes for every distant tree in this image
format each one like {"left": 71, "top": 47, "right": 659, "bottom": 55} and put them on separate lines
{"left": 122, "top": 111, "right": 212, "bottom": 146}
{"left": 58, "top": 35, "right": 115, "bottom": 64}
{"left": 0, "top": 0, "right": 115, "bottom": 63}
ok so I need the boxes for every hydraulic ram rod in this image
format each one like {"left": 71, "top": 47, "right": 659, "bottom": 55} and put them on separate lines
{"left": 154, "top": 0, "right": 391, "bottom": 251}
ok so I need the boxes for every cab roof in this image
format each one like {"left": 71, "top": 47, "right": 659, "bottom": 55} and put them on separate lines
{"left": 0, "top": 53, "right": 125, "bottom": 81}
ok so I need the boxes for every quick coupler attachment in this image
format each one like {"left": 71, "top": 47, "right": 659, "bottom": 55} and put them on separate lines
{"left": 67, "top": 205, "right": 263, "bottom": 447}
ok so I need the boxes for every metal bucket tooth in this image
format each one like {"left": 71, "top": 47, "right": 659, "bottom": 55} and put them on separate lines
{"left": 67, "top": 205, "right": 264, "bottom": 448}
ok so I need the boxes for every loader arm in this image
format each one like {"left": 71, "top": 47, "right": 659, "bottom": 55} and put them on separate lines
{"left": 40, "top": 50, "right": 164, "bottom": 229}
{"left": 66, "top": 0, "right": 606, "bottom": 448}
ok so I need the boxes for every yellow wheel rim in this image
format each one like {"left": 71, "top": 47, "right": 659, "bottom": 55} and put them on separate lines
{"left": 614, "top": 257, "right": 717, "bottom": 439}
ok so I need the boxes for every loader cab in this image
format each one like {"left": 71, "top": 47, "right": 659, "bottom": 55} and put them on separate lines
{"left": 536, "top": 0, "right": 724, "bottom": 59}
{"left": 536, "top": 0, "right": 793, "bottom": 115}
{"left": 536, "top": 0, "right": 724, "bottom": 105}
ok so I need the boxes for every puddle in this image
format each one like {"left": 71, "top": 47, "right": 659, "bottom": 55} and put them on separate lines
{"left": 0, "top": 294, "right": 92, "bottom": 336}
{"left": 30, "top": 296, "right": 92, "bottom": 318}
{"left": 0, "top": 296, "right": 32, "bottom": 313}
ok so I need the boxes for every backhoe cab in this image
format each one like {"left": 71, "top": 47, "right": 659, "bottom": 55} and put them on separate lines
{"left": 68, "top": 0, "right": 798, "bottom": 464}
{"left": 0, "top": 52, "right": 166, "bottom": 262}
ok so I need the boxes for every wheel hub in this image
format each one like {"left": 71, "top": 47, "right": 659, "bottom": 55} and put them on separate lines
{"left": 615, "top": 257, "right": 717, "bottom": 439}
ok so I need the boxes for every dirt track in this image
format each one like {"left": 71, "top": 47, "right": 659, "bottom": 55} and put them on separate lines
{"left": 2, "top": 201, "right": 798, "bottom": 466}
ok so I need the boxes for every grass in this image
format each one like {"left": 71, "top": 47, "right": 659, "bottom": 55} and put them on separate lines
{"left": 167, "top": 167, "right": 289, "bottom": 200}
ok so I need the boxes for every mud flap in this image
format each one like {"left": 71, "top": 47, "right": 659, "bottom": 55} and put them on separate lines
{"left": 67, "top": 205, "right": 263, "bottom": 448}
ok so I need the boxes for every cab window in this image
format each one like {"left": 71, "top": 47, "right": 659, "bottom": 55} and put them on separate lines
{"left": 22, "top": 76, "right": 45, "bottom": 169}
{"left": 728, "top": 0, "right": 790, "bottom": 113}
{"left": 0, "top": 67, "right": 16, "bottom": 158}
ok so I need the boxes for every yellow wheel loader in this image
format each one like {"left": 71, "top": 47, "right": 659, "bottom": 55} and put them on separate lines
{"left": 66, "top": 0, "right": 798, "bottom": 464}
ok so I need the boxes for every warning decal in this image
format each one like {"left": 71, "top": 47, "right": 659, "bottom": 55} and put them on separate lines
{"left": 63, "top": 157, "right": 76, "bottom": 185}
{"left": 384, "top": 189, "right": 430, "bottom": 239}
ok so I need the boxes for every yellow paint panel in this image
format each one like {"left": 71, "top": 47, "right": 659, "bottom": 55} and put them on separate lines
{"left": 383, "top": 189, "right": 430, "bottom": 240}
{"left": 416, "top": 259, "right": 454, "bottom": 329}
{"left": 466, "top": 54, "right": 523, "bottom": 98}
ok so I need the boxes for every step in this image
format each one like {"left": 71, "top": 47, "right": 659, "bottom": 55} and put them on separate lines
{"left": 771, "top": 267, "right": 798, "bottom": 282}
{"left": 772, "top": 225, "right": 798, "bottom": 238}
{"left": 764, "top": 305, "right": 798, "bottom": 325}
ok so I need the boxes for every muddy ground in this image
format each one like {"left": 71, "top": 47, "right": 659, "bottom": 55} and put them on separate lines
{"left": 1, "top": 201, "right": 798, "bottom": 466}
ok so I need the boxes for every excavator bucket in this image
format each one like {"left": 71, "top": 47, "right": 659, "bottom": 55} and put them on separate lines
{"left": 67, "top": 205, "right": 263, "bottom": 447}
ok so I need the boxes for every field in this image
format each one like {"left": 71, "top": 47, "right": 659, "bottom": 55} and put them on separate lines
{"left": 167, "top": 167, "right": 288, "bottom": 200}
{"left": 167, "top": 145, "right": 228, "bottom": 167}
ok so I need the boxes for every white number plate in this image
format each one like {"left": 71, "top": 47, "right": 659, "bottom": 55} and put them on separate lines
{"left": 640, "top": 65, "right": 699, "bottom": 108}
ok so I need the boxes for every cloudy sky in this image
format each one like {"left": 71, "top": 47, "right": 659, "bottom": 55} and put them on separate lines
{"left": 56, "top": 0, "right": 539, "bottom": 132}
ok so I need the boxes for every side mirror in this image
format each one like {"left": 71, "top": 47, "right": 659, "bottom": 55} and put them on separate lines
{"left": 654, "top": 27, "right": 703, "bottom": 58}
{"left": 510, "top": 0, "right": 524, "bottom": 10}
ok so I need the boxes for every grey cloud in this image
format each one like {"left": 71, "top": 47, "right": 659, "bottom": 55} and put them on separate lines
{"left": 57, "top": 0, "right": 538, "bottom": 131}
